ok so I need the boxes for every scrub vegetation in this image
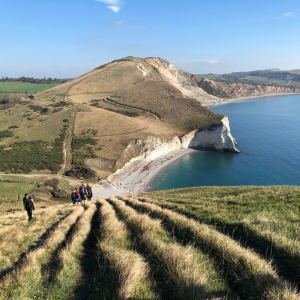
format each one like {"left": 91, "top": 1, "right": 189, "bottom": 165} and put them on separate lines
{"left": 1, "top": 186, "right": 300, "bottom": 299}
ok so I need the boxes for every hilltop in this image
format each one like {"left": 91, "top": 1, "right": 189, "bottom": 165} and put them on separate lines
{"left": 0, "top": 56, "right": 298, "bottom": 180}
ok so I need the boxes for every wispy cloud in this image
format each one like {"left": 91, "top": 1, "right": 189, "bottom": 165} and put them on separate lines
{"left": 173, "top": 59, "right": 219, "bottom": 64}
{"left": 116, "top": 20, "right": 123, "bottom": 25}
{"left": 96, "top": 0, "right": 123, "bottom": 13}
{"left": 275, "top": 12, "right": 295, "bottom": 19}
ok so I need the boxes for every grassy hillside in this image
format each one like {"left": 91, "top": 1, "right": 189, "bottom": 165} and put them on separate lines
{"left": 0, "top": 186, "right": 300, "bottom": 299}
{"left": 200, "top": 69, "right": 300, "bottom": 88}
{"left": 0, "top": 57, "right": 227, "bottom": 178}
{"left": 111, "top": 80, "right": 224, "bottom": 131}
{"left": 0, "top": 82, "right": 60, "bottom": 94}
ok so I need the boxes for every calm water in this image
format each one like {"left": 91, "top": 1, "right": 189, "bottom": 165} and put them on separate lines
{"left": 149, "top": 95, "right": 300, "bottom": 191}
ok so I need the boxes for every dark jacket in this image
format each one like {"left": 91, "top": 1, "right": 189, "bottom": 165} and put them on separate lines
{"left": 23, "top": 196, "right": 34, "bottom": 208}
{"left": 86, "top": 187, "right": 93, "bottom": 197}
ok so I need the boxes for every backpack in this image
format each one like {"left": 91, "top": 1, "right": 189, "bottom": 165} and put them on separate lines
{"left": 75, "top": 192, "right": 81, "bottom": 201}
{"left": 80, "top": 186, "right": 86, "bottom": 195}
{"left": 71, "top": 192, "right": 75, "bottom": 201}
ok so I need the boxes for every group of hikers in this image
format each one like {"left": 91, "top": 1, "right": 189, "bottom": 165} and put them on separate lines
{"left": 71, "top": 183, "right": 93, "bottom": 206}
{"left": 23, "top": 183, "right": 93, "bottom": 221}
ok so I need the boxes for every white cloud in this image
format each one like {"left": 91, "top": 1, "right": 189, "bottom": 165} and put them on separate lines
{"left": 108, "top": 5, "right": 120, "bottom": 13}
{"left": 207, "top": 59, "right": 219, "bottom": 64}
{"left": 275, "top": 12, "right": 295, "bottom": 19}
{"left": 96, "top": 0, "right": 123, "bottom": 13}
{"left": 116, "top": 20, "right": 123, "bottom": 24}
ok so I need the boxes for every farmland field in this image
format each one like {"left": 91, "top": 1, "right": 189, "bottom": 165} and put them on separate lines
{"left": 0, "top": 175, "right": 41, "bottom": 202}
{"left": 1, "top": 186, "right": 300, "bottom": 299}
{"left": 0, "top": 82, "right": 60, "bottom": 94}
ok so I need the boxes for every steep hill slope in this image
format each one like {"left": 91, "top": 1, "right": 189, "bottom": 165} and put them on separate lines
{"left": 4, "top": 56, "right": 284, "bottom": 178}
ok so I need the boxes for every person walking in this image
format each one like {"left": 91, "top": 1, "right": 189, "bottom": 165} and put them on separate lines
{"left": 73, "top": 188, "right": 81, "bottom": 205}
{"left": 86, "top": 184, "right": 93, "bottom": 201}
{"left": 23, "top": 194, "right": 35, "bottom": 221}
{"left": 71, "top": 189, "right": 76, "bottom": 205}
{"left": 79, "top": 183, "right": 87, "bottom": 206}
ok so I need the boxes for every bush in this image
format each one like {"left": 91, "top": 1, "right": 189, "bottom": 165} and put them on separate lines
{"left": 72, "top": 138, "right": 97, "bottom": 150}
{"left": 0, "top": 130, "right": 13, "bottom": 139}
{"left": 0, "top": 138, "right": 64, "bottom": 173}
{"left": 44, "top": 178, "right": 59, "bottom": 189}
{"left": 65, "top": 167, "right": 96, "bottom": 179}
{"left": 51, "top": 189, "right": 69, "bottom": 199}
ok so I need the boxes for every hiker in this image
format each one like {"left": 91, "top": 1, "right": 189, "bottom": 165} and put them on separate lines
{"left": 86, "top": 184, "right": 93, "bottom": 201}
{"left": 79, "top": 183, "right": 87, "bottom": 206}
{"left": 71, "top": 189, "right": 76, "bottom": 205}
{"left": 23, "top": 194, "right": 35, "bottom": 221}
{"left": 73, "top": 188, "right": 81, "bottom": 205}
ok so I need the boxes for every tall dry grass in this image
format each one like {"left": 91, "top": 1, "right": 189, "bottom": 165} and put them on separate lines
{"left": 0, "top": 204, "right": 69, "bottom": 237}
{"left": 40, "top": 202, "right": 97, "bottom": 299}
{"left": 0, "top": 205, "right": 73, "bottom": 272}
{"left": 122, "top": 197, "right": 299, "bottom": 300}
{"left": 238, "top": 211, "right": 300, "bottom": 280}
{"left": 109, "top": 197, "right": 235, "bottom": 300}
{"left": 0, "top": 206, "right": 84, "bottom": 299}
{"left": 97, "top": 199, "right": 159, "bottom": 299}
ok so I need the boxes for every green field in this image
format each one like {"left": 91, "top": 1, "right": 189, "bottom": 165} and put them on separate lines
{"left": 0, "top": 175, "right": 41, "bottom": 202}
{"left": 0, "top": 82, "right": 60, "bottom": 94}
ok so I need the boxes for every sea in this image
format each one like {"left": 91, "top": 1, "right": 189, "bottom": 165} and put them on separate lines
{"left": 148, "top": 94, "right": 300, "bottom": 191}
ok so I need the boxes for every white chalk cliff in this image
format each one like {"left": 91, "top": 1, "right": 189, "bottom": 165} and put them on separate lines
{"left": 182, "top": 117, "right": 239, "bottom": 152}
{"left": 120, "top": 117, "right": 239, "bottom": 169}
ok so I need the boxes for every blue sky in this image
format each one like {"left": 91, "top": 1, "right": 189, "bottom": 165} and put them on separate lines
{"left": 1, "top": 0, "right": 300, "bottom": 78}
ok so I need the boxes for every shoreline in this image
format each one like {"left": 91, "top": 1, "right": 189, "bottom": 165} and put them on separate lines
{"left": 143, "top": 149, "right": 198, "bottom": 192}
{"left": 92, "top": 148, "right": 195, "bottom": 198}
{"left": 93, "top": 92, "right": 300, "bottom": 198}
{"left": 205, "top": 92, "right": 300, "bottom": 107}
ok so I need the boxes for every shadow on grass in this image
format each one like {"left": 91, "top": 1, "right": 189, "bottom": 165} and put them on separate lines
{"left": 153, "top": 201, "right": 300, "bottom": 286}
{"left": 0, "top": 212, "right": 71, "bottom": 280}
{"left": 41, "top": 213, "right": 82, "bottom": 286}
{"left": 71, "top": 203, "right": 122, "bottom": 300}
{"left": 124, "top": 199, "right": 296, "bottom": 299}
{"left": 215, "top": 221, "right": 300, "bottom": 287}
{"left": 110, "top": 200, "right": 208, "bottom": 300}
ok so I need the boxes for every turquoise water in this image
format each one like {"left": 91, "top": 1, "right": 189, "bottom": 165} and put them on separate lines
{"left": 149, "top": 95, "right": 300, "bottom": 191}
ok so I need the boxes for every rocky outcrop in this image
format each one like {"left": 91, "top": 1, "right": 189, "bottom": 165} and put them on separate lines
{"left": 139, "top": 57, "right": 221, "bottom": 104}
{"left": 182, "top": 117, "right": 239, "bottom": 153}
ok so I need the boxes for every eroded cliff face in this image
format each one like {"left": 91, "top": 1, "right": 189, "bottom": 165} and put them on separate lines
{"left": 115, "top": 117, "right": 239, "bottom": 175}
{"left": 182, "top": 117, "right": 239, "bottom": 152}
{"left": 205, "top": 79, "right": 300, "bottom": 102}
{"left": 137, "top": 57, "right": 221, "bottom": 104}
{"left": 135, "top": 58, "right": 300, "bottom": 106}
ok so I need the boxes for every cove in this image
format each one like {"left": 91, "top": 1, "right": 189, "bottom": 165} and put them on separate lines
{"left": 148, "top": 94, "right": 300, "bottom": 191}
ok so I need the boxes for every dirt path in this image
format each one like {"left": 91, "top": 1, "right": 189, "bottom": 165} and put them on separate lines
{"left": 62, "top": 141, "right": 67, "bottom": 171}
{"left": 104, "top": 97, "right": 159, "bottom": 121}
{"left": 0, "top": 173, "right": 82, "bottom": 186}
